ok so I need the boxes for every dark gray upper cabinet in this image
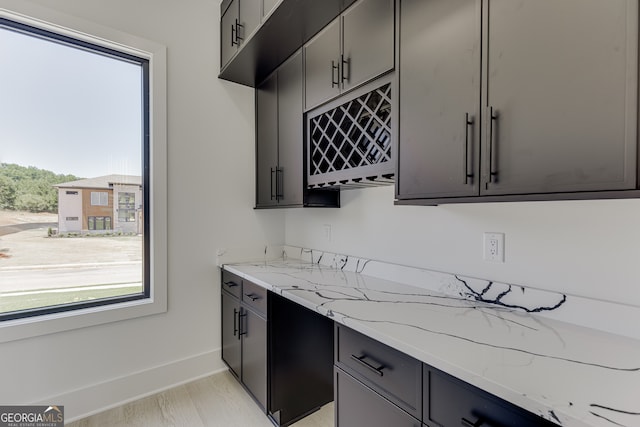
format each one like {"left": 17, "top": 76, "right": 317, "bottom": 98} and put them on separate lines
{"left": 397, "top": 0, "right": 639, "bottom": 203}
{"left": 342, "top": 0, "right": 394, "bottom": 92}
{"left": 304, "top": 0, "right": 394, "bottom": 111}
{"left": 256, "top": 51, "right": 340, "bottom": 208}
{"left": 304, "top": 20, "right": 342, "bottom": 111}
{"left": 256, "top": 72, "right": 279, "bottom": 207}
{"left": 220, "top": 0, "right": 261, "bottom": 69}
{"left": 256, "top": 51, "right": 304, "bottom": 207}
{"left": 481, "top": 0, "right": 637, "bottom": 196}
{"left": 220, "top": 0, "right": 239, "bottom": 69}
{"left": 262, "top": 0, "right": 279, "bottom": 19}
{"left": 219, "top": 0, "right": 345, "bottom": 87}
{"left": 277, "top": 52, "right": 305, "bottom": 206}
{"left": 397, "top": 0, "right": 481, "bottom": 198}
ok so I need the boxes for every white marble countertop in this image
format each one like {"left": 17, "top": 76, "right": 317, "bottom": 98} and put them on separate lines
{"left": 221, "top": 254, "right": 640, "bottom": 427}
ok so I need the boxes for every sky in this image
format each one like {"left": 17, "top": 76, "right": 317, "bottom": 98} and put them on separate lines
{"left": 0, "top": 25, "right": 143, "bottom": 178}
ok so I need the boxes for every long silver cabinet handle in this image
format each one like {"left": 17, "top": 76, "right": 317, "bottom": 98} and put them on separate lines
{"left": 488, "top": 106, "right": 499, "bottom": 184}
{"left": 464, "top": 113, "right": 474, "bottom": 184}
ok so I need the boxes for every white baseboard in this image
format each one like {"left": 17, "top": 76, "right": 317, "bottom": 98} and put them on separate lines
{"left": 37, "top": 348, "right": 227, "bottom": 423}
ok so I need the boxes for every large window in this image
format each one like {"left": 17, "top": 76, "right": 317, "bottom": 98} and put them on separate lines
{"left": 0, "top": 15, "right": 152, "bottom": 322}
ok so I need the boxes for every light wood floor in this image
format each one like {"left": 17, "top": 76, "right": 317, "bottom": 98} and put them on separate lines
{"left": 67, "top": 370, "right": 334, "bottom": 427}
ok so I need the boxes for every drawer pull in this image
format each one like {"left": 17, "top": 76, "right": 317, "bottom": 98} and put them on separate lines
{"left": 461, "top": 417, "right": 487, "bottom": 427}
{"left": 245, "top": 293, "right": 260, "bottom": 302}
{"left": 350, "top": 354, "right": 386, "bottom": 377}
{"left": 224, "top": 281, "right": 239, "bottom": 288}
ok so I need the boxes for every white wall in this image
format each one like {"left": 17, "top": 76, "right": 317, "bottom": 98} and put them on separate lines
{"left": 286, "top": 185, "right": 640, "bottom": 309}
{"left": 0, "top": 0, "right": 284, "bottom": 420}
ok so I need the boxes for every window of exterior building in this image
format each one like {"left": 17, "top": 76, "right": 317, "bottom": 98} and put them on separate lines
{"left": 90, "top": 191, "right": 109, "bottom": 206}
{"left": 118, "top": 192, "right": 136, "bottom": 222}
{"left": 88, "top": 216, "right": 112, "bottom": 231}
{"left": 0, "top": 12, "right": 157, "bottom": 325}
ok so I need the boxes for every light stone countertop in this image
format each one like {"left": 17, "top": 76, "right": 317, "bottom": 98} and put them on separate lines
{"left": 222, "top": 254, "right": 640, "bottom": 427}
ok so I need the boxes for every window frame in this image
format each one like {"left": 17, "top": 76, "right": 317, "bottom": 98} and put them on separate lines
{"left": 0, "top": 3, "right": 167, "bottom": 343}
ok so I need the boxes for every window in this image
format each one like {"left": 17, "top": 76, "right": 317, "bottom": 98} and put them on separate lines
{"left": 0, "top": 6, "right": 166, "bottom": 335}
{"left": 118, "top": 192, "right": 136, "bottom": 222}
{"left": 90, "top": 191, "right": 109, "bottom": 206}
{"left": 88, "top": 216, "right": 112, "bottom": 231}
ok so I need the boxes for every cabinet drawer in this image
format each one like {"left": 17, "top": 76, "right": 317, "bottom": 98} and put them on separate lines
{"left": 425, "top": 368, "right": 558, "bottom": 427}
{"left": 335, "top": 324, "right": 422, "bottom": 419}
{"left": 336, "top": 367, "right": 421, "bottom": 427}
{"left": 222, "top": 270, "right": 242, "bottom": 298}
{"left": 242, "top": 279, "right": 267, "bottom": 315}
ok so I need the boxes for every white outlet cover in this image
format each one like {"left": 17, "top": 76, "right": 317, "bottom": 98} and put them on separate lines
{"left": 323, "top": 224, "right": 332, "bottom": 242}
{"left": 483, "top": 232, "right": 505, "bottom": 262}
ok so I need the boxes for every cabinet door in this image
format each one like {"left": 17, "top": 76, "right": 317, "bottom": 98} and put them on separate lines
{"left": 239, "top": 0, "right": 261, "bottom": 43}
{"left": 263, "top": 0, "right": 279, "bottom": 19}
{"left": 221, "top": 291, "right": 241, "bottom": 378}
{"left": 397, "top": 0, "right": 481, "bottom": 199}
{"left": 277, "top": 51, "right": 304, "bottom": 206}
{"left": 241, "top": 307, "right": 268, "bottom": 411}
{"left": 256, "top": 73, "right": 279, "bottom": 207}
{"left": 335, "top": 368, "right": 421, "bottom": 427}
{"left": 221, "top": 0, "right": 239, "bottom": 68}
{"left": 304, "top": 19, "right": 341, "bottom": 110}
{"left": 482, "top": 0, "right": 638, "bottom": 195}
{"left": 342, "top": 0, "right": 394, "bottom": 92}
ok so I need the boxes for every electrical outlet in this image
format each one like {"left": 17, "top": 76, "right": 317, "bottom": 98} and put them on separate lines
{"left": 483, "top": 232, "right": 505, "bottom": 262}
{"left": 323, "top": 224, "right": 332, "bottom": 242}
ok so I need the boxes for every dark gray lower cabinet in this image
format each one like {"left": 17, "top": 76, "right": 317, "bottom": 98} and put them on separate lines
{"left": 221, "top": 270, "right": 335, "bottom": 427}
{"left": 425, "top": 367, "right": 558, "bottom": 427}
{"left": 334, "top": 324, "right": 422, "bottom": 426}
{"left": 220, "top": 273, "right": 267, "bottom": 411}
{"left": 221, "top": 290, "right": 241, "bottom": 378}
{"left": 335, "top": 324, "right": 559, "bottom": 427}
{"left": 335, "top": 367, "right": 421, "bottom": 427}
{"left": 241, "top": 305, "right": 267, "bottom": 409}
{"left": 335, "top": 323, "right": 422, "bottom": 419}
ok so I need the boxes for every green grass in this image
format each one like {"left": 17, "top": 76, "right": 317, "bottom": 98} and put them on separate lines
{"left": 0, "top": 284, "right": 143, "bottom": 314}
